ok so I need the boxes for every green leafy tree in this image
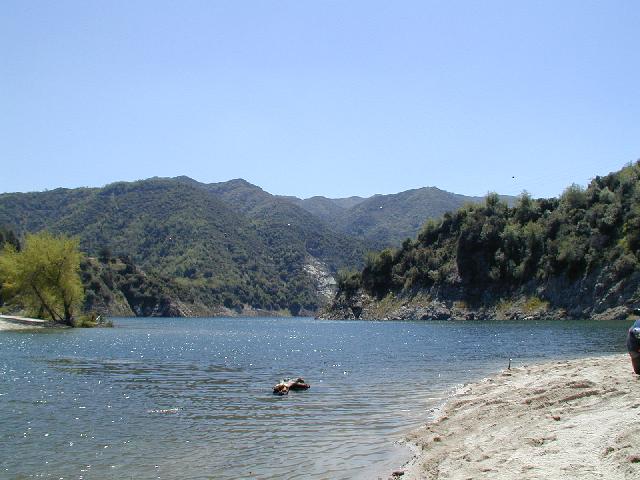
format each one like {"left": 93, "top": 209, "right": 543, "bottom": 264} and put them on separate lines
{"left": 336, "top": 269, "right": 362, "bottom": 297}
{"left": 0, "top": 226, "right": 20, "bottom": 250}
{"left": 0, "top": 226, "right": 20, "bottom": 308}
{"left": 560, "top": 183, "right": 587, "bottom": 210}
{"left": 0, "top": 232, "right": 84, "bottom": 324}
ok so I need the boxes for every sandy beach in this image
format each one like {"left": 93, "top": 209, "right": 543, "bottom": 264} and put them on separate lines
{"left": 0, "top": 316, "right": 47, "bottom": 331}
{"left": 402, "top": 354, "right": 640, "bottom": 480}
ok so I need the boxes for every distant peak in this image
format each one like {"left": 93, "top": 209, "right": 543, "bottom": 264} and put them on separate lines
{"left": 219, "top": 178, "right": 265, "bottom": 191}
{"left": 226, "top": 178, "right": 253, "bottom": 186}
{"left": 173, "top": 175, "right": 198, "bottom": 182}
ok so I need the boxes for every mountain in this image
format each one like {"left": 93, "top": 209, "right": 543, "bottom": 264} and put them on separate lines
{"left": 281, "top": 187, "right": 512, "bottom": 248}
{"left": 0, "top": 175, "right": 515, "bottom": 318}
{"left": 333, "top": 187, "right": 486, "bottom": 247}
{"left": 279, "top": 195, "right": 366, "bottom": 224}
{"left": 0, "top": 177, "right": 370, "bottom": 316}
{"left": 202, "top": 179, "right": 368, "bottom": 272}
{"left": 324, "top": 162, "right": 640, "bottom": 321}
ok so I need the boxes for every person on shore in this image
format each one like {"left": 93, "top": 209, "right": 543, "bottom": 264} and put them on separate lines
{"left": 627, "top": 318, "right": 640, "bottom": 374}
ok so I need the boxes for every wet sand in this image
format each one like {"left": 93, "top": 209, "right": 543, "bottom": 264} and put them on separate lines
{"left": 402, "top": 354, "right": 640, "bottom": 479}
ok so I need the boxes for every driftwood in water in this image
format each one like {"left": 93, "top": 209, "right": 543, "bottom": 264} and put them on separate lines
{"left": 273, "top": 377, "right": 310, "bottom": 395}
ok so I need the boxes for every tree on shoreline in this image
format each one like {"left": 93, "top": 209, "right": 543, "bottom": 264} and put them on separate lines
{"left": 0, "top": 232, "right": 84, "bottom": 325}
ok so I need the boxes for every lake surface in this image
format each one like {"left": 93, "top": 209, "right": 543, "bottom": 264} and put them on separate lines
{"left": 0, "top": 317, "right": 630, "bottom": 479}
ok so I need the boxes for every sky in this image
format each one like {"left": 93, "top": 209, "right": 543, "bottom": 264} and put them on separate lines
{"left": 1, "top": 1, "right": 639, "bottom": 199}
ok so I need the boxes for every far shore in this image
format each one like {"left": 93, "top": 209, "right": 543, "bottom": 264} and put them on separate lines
{"left": 397, "top": 354, "right": 639, "bottom": 479}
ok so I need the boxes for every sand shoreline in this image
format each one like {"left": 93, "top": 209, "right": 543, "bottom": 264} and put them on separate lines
{"left": 398, "top": 354, "right": 640, "bottom": 479}
{"left": 0, "top": 316, "right": 47, "bottom": 331}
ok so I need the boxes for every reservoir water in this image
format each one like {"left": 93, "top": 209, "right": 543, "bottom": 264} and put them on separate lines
{"left": 0, "top": 317, "right": 630, "bottom": 479}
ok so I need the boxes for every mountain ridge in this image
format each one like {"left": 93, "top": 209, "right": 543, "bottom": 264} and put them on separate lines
{"left": 0, "top": 177, "right": 367, "bottom": 316}
{"left": 0, "top": 175, "right": 513, "bottom": 317}
{"left": 280, "top": 185, "right": 513, "bottom": 247}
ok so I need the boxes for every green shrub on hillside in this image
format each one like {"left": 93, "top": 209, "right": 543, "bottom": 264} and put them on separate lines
{"left": 338, "top": 161, "right": 640, "bottom": 304}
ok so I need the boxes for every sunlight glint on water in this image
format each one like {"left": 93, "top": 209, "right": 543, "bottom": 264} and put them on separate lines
{"left": 0, "top": 317, "right": 628, "bottom": 479}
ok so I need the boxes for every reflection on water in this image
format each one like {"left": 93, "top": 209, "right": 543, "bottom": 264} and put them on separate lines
{"left": 0, "top": 317, "right": 629, "bottom": 479}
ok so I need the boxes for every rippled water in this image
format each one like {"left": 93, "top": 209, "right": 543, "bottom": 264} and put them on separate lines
{"left": 0, "top": 317, "right": 630, "bottom": 479}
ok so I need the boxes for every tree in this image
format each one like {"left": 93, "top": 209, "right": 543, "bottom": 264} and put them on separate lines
{"left": 0, "top": 226, "right": 20, "bottom": 308}
{"left": 560, "top": 183, "right": 587, "bottom": 210}
{"left": 98, "top": 245, "right": 112, "bottom": 263}
{"left": 336, "top": 269, "right": 362, "bottom": 297}
{"left": 0, "top": 232, "right": 84, "bottom": 325}
{"left": 0, "top": 226, "right": 20, "bottom": 250}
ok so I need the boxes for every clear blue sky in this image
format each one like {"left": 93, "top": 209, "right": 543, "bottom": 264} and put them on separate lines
{"left": 1, "top": 1, "right": 638, "bottom": 199}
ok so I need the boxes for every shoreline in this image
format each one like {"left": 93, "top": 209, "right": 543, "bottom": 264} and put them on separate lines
{"left": 321, "top": 292, "right": 632, "bottom": 322}
{"left": 0, "top": 319, "right": 44, "bottom": 331}
{"left": 0, "top": 315, "right": 49, "bottom": 331}
{"left": 396, "top": 354, "right": 640, "bottom": 479}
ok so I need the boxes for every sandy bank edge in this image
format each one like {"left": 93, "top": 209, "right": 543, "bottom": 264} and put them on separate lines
{"left": 0, "top": 318, "right": 47, "bottom": 331}
{"left": 398, "top": 354, "right": 640, "bottom": 480}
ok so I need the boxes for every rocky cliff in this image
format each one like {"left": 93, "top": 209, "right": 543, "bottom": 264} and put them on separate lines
{"left": 322, "top": 162, "right": 640, "bottom": 322}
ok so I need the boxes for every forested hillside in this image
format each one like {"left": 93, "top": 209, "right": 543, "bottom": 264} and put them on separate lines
{"left": 0, "top": 178, "right": 370, "bottom": 316}
{"left": 201, "top": 179, "right": 368, "bottom": 271}
{"left": 0, "top": 175, "right": 519, "bottom": 318}
{"left": 282, "top": 187, "right": 512, "bottom": 247}
{"left": 325, "top": 162, "right": 640, "bottom": 321}
{"left": 333, "top": 187, "right": 490, "bottom": 247}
